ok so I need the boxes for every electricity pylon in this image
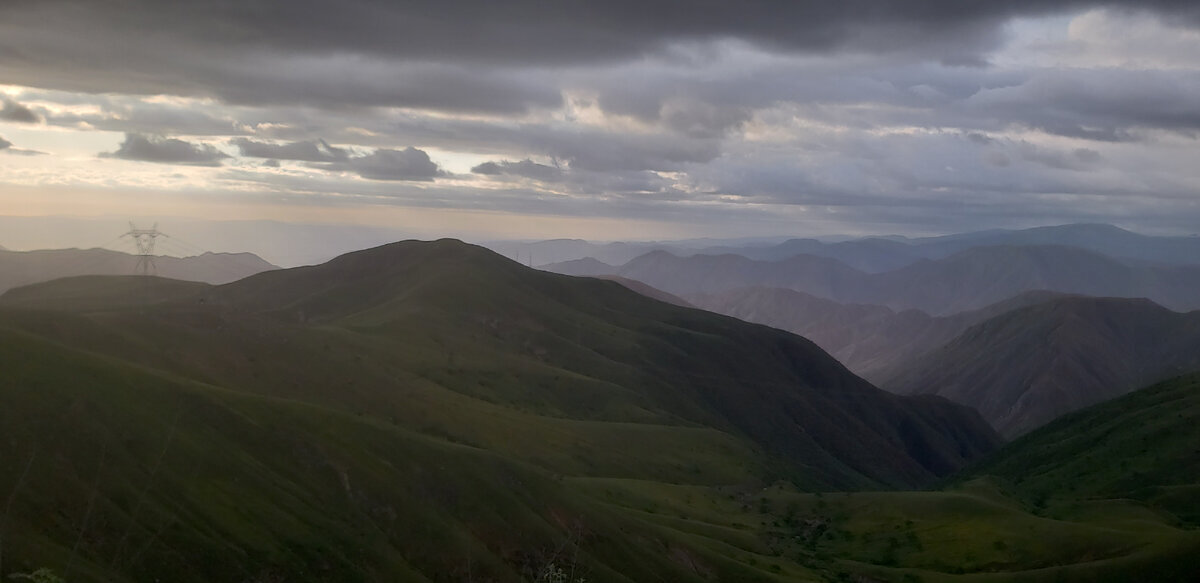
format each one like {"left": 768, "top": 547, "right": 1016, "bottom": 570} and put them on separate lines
{"left": 122, "top": 222, "right": 166, "bottom": 276}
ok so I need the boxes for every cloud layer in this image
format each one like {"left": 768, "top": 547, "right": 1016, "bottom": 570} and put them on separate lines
{"left": 1, "top": 2, "right": 1200, "bottom": 238}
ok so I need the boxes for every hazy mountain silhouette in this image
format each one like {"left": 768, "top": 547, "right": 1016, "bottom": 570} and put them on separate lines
{"left": 533, "top": 225, "right": 1200, "bottom": 276}
{"left": 0, "top": 247, "right": 277, "bottom": 293}
{"left": 689, "top": 288, "right": 1063, "bottom": 382}
{"left": 909, "top": 223, "right": 1200, "bottom": 266}
{"left": 610, "top": 250, "right": 865, "bottom": 298}
{"left": 573, "top": 244, "right": 1200, "bottom": 316}
{"left": 857, "top": 244, "right": 1200, "bottom": 314}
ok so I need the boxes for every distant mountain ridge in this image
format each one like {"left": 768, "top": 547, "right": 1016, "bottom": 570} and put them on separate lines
{"left": 524, "top": 224, "right": 1200, "bottom": 274}
{"left": 0, "top": 247, "right": 277, "bottom": 293}
{"left": 558, "top": 244, "right": 1200, "bottom": 315}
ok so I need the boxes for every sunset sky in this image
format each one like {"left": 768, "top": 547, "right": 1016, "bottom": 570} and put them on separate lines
{"left": 2, "top": 1, "right": 1199, "bottom": 259}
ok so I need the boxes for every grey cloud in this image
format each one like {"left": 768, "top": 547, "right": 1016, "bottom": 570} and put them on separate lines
{"left": 48, "top": 99, "right": 244, "bottom": 136}
{"left": 335, "top": 147, "right": 442, "bottom": 181}
{"left": 99, "top": 133, "right": 229, "bottom": 166}
{"left": 471, "top": 158, "right": 679, "bottom": 197}
{"left": 232, "top": 138, "right": 351, "bottom": 163}
{"left": 965, "top": 133, "right": 1106, "bottom": 171}
{"left": 550, "top": 133, "right": 720, "bottom": 173}
{"left": 472, "top": 160, "right": 564, "bottom": 182}
{"left": 0, "top": 97, "right": 40, "bottom": 123}
{"left": 0, "top": 135, "right": 11, "bottom": 149}
{"left": 967, "top": 69, "right": 1200, "bottom": 141}
{"left": 1017, "top": 143, "right": 1104, "bottom": 171}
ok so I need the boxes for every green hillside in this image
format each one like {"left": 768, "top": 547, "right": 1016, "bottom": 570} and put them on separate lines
{"left": 2, "top": 239, "right": 999, "bottom": 490}
{"left": 2, "top": 240, "right": 1197, "bottom": 582}
{"left": 0, "top": 326, "right": 796, "bottom": 583}
{"left": 958, "top": 373, "right": 1200, "bottom": 526}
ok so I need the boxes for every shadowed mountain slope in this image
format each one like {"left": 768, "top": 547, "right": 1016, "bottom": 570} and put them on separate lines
{"left": 202, "top": 239, "right": 998, "bottom": 486}
{"left": 0, "top": 247, "right": 277, "bottom": 294}
{"left": 2, "top": 239, "right": 998, "bottom": 491}
{"left": 882, "top": 297, "right": 1200, "bottom": 437}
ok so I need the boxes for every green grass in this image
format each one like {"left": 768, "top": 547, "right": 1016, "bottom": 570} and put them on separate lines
{"left": 957, "top": 373, "right": 1200, "bottom": 526}
{"left": 1, "top": 240, "right": 1197, "bottom": 582}
{"left": 0, "top": 326, "right": 797, "bottom": 583}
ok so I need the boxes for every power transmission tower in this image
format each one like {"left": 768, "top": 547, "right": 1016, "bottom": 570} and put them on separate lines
{"left": 122, "top": 222, "right": 166, "bottom": 276}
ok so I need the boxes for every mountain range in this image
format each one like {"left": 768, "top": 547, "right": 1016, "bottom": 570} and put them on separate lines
{"left": 0, "top": 247, "right": 277, "bottom": 294}
{"left": 686, "top": 286, "right": 1200, "bottom": 436}
{"left": 0, "top": 239, "right": 1000, "bottom": 582}
{"left": 2, "top": 238, "right": 1199, "bottom": 581}
{"left": 520, "top": 224, "right": 1200, "bottom": 273}
{"left": 553, "top": 243, "right": 1200, "bottom": 315}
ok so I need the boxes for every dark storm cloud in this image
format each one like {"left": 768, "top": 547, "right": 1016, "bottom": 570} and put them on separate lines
{"left": 2, "top": 1, "right": 1198, "bottom": 114}
{"left": 100, "top": 133, "right": 229, "bottom": 166}
{"left": 232, "top": 138, "right": 351, "bottom": 163}
{"left": 0, "top": 97, "right": 40, "bottom": 123}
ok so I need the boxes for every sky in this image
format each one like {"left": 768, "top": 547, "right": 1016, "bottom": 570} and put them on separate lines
{"left": 2, "top": 0, "right": 1199, "bottom": 257}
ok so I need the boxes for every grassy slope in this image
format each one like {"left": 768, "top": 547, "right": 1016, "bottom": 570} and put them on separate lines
{"left": 957, "top": 373, "right": 1200, "bottom": 526}
{"left": 0, "top": 326, "right": 813, "bottom": 583}
{"left": 6, "top": 329, "right": 1193, "bottom": 582}
{"left": 570, "top": 477, "right": 1200, "bottom": 583}
{"left": 2, "top": 240, "right": 1197, "bottom": 582}
{"left": 2, "top": 240, "right": 1000, "bottom": 491}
